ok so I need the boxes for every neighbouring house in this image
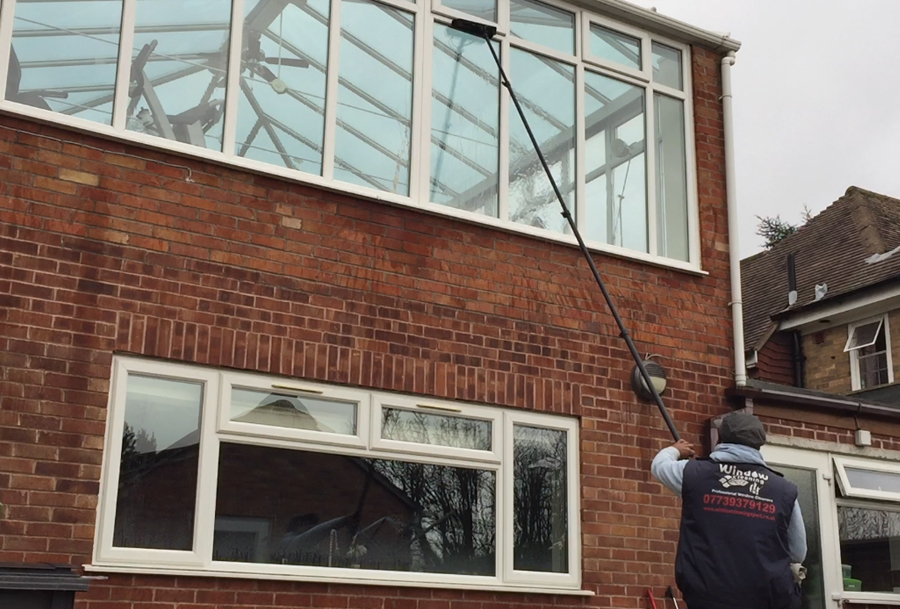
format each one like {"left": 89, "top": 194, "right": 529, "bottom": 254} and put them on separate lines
{"left": 0, "top": 0, "right": 746, "bottom": 608}
{"left": 735, "top": 186, "right": 900, "bottom": 608}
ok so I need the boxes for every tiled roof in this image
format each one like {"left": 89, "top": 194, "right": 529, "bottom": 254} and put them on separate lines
{"left": 742, "top": 187, "right": 900, "bottom": 350}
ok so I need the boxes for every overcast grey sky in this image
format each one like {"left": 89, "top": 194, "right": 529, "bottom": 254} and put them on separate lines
{"left": 627, "top": 0, "right": 900, "bottom": 258}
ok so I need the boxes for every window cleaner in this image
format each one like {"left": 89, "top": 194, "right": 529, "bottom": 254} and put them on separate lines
{"left": 448, "top": 17, "right": 680, "bottom": 441}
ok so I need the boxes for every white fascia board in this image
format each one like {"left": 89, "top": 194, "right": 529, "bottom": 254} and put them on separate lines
{"left": 778, "top": 285, "right": 900, "bottom": 332}
{"left": 568, "top": 0, "right": 741, "bottom": 52}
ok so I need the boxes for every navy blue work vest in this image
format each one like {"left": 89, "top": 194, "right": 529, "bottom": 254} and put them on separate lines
{"left": 675, "top": 458, "right": 799, "bottom": 609}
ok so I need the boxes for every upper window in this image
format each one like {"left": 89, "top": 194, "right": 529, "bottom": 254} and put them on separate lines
{"left": 1, "top": 0, "right": 697, "bottom": 267}
{"left": 845, "top": 316, "right": 893, "bottom": 390}
{"left": 95, "top": 357, "right": 581, "bottom": 591}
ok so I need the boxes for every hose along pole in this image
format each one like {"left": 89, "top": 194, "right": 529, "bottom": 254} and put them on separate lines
{"left": 449, "top": 19, "right": 680, "bottom": 441}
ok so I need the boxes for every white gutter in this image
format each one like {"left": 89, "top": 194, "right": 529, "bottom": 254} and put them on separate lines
{"left": 722, "top": 51, "right": 747, "bottom": 386}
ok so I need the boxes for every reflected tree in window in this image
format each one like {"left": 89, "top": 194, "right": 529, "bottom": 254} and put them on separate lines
{"left": 514, "top": 425, "right": 568, "bottom": 572}
{"left": 381, "top": 408, "right": 491, "bottom": 451}
{"left": 214, "top": 443, "right": 496, "bottom": 575}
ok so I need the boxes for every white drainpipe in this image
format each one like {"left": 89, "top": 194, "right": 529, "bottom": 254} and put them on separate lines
{"left": 721, "top": 51, "right": 747, "bottom": 386}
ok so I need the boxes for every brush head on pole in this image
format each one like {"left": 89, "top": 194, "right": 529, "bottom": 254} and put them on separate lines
{"left": 449, "top": 18, "right": 497, "bottom": 38}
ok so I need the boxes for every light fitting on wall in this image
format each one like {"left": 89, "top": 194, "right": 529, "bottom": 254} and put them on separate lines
{"left": 631, "top": 355, "right": 668, "bottom": 401}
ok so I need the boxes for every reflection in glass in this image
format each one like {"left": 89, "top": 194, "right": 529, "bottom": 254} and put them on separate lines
{"left": 235, "top": 0, "right": 331, "bottom": 174}
{"left": 846, "top": 467, "right": 900, "bottom": 494}
{"left": 126, "top": 0, "right": 232, "bottom": 150}
{"left": 777, "top": 466, "right": 825, "bottom": 609}
{"left": 334, "top": 2, "right": 414, "bottom": 194}
{"left": 440, "top": 0, "right": 496, "bottom": 23}
{"left": 584, "top": 72, "right": 646, "bottom": 251}
{"left": 513, "top": 425, "right": 567, "bottom": 573}
{"left": 655, "top": 93, "right": 689, "bottom": 260}
{"left": 848, "top": 321, "right": 882, "bottom": 351}
{"left": 838, "top": 505, "right": 900, "bottom": 592}
{"left": 114, "top": 375, "right": 203, "bottom": 550}
{"left": 9, "top": 1, "right": 123, "bottom": 123}
{"left": 589, "top": 24, "right": 640, "bottom": 71}
{"left": 652, "top": 42, "right": 682, "bottom": 90}
{"left": 214, "top": 443, "right": 496, "bottom": 574}
{"left": 509, "top": 49, "right": 574, "bottom": 233}
{"left": 230, "top": 388, "right": 357, "bottom": 435}
{"left": 381, "top": 408, "right": 491, "bottom": 450}
{"left": 510, "top": 0, "right": 574, "bottom": 55}
{"left": 430, "top": 24, "right": 500, "bottom": 217}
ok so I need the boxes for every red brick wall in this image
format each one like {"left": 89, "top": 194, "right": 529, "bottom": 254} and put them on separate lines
{"left": 0, "top": 46, "right": 732, "bottom": 609}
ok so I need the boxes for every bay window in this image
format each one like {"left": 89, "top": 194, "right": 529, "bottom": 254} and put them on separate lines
{"left": 0, "top": 0, "right": 697, "bottom": 267}
{"left": 94, "top": 357, "right": 581, "bottom": 591}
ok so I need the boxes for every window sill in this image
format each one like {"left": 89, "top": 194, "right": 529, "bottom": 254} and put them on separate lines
{"left": 839, "top": 591, "right": 900, "bottom": 605}
{"left": 82, "top": 563, "right": 595, "bottom": 596}
{"left": 0, "top": 102, "right": 706, "bottom": 278}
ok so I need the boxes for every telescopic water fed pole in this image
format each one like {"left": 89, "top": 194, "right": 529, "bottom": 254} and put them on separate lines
{"left": 449, "top": 18, "right": 681, "bottom": 441}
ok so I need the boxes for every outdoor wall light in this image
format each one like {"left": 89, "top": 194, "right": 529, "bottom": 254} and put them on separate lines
{"left": 631, "top": 356, "right": 668, "bottom": 401}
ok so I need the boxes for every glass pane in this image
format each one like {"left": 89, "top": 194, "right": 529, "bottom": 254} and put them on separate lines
{"left": 230, "top": 388, "right": 357, "bottom": 435}
{"left": 589, "top": 24, "right": 640, "bottom": 71}
{"left": 235, "top": 0, "right": 331, "bottom": 174}
{"left": 849, "top": 321, "right": 882, "bottom": 351}
{"left": 859, "top": 353, "right": 889, "bottom": 389}
{"left": 334, "top": 2, "right": 414, "bottom": 195}
{"left": 508, "top": 49, "right": 574, "bottom": 234}
{"left": 9, "top": 1, "right": 123, "bottom": 124}
{"left": 655, "top": 93, "right": 689, "bottom": 261}
{"left": 114, "top": 374, "right": 203, "bottom": 550}
{"left": 777, "top": 466, "right": 826, "bottom": 609}
{"left": 584, "top": 72, "right": 646, "bottom": 252}
{"left": 838, "top": 505, "right": 900, "bottom": 592}
{"left": 652, "top": 42, "right": 682, "bottom": 90}
{"left": 430, "top": 24, "right": 500, "bottom": 217}
{"left": 509, "top": 0, "right": 574, "bottom": 55}
{"left": 514, "top": 425, "right": 568, "bottom": 573}
{"left": 214, "top": 442, "right": 496, "bottom": 574}
{"left": 440, "top": 0, "right": 496, "bottom": 23}
{"left": 846, "top": 467, "right": 900, "bottom": 494}
{"left": 381, "top": 408, "right": 491, "bottom": 450}
{"left": 126, "top": 0, "right": 232, "bottom": 150}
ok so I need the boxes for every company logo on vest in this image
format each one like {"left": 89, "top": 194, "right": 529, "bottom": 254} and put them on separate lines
{"left": 717, "top": 464, "right": 769, "bottom": 496}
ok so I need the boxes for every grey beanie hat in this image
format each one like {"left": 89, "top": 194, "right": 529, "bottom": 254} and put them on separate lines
{"left": 718, "top": 412, "right": 767, "bottom": 449}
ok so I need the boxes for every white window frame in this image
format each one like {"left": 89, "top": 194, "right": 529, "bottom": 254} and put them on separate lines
{"left": 846, "top": 315, "right": 893, "bottom": 391}
{"left": 762, "top": 444, "right": 900, "bottom": 606}
{"left": 0, "top": 0, "right": 701, "bottom": 273}
{"left": 834, "top": 455, "right": 900, "bottom": 503}
{"left": 218, "top": 370, "right": 370, "bottom": 449}
{"left": 93, "top": 356, "right": 583, "bottom": 593}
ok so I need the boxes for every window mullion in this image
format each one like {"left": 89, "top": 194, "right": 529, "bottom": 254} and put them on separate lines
{"left": 321, "top": 0, "right": 343, "bottom": 180}
{"left": 193, "top": 375, "right": 223, "bottom": 566}
{"left": 645, "top": 86, "right": 658, "bottom": 257}
{"left": 498, "top": 36, "right": 510, "bottom": 222}
{"left": 0, "top": 0, "right": 17, "bottom": 99}
{"left": 111, "top": 0, "right": 137, "bottom": 131}
{"left": 407, "top": 0, "right": 426, "bottom": 202}
{"left": 574, "top": 61, "right": 585, "bottom": 237}
{"left": 418, "top": 11, "right": 435, "bottom": 206}
{"left": 221, "top": 0, "right": 245, "bottom": 158}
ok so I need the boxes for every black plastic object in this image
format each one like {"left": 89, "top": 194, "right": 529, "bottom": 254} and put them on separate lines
{"left": 448, "top": 18, "right": 681, "bottom": 441}
{"left": 0, "top": 563, "right": 91, "bottom": 609}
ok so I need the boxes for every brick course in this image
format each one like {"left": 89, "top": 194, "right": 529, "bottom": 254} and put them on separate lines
{"left": 1, "top": 47, "right": 732, "bottom": 608}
